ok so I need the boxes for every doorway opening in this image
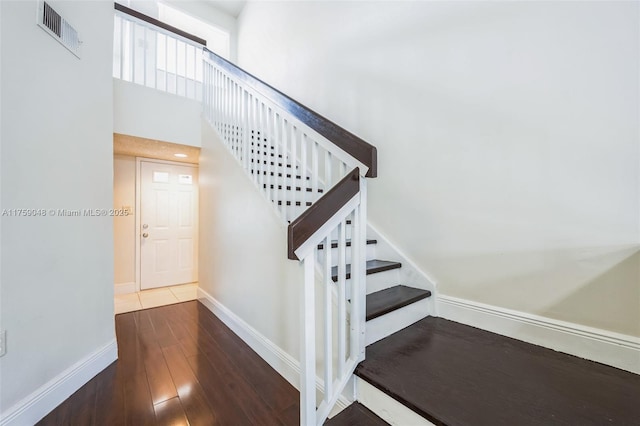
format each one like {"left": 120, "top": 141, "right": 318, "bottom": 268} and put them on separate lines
{"left": 113, "top": 133, "right": 200, "bottom": 314}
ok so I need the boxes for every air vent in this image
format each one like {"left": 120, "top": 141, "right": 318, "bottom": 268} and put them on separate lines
{"left": 36, "top": 0, "right": 82, "bottom": 58}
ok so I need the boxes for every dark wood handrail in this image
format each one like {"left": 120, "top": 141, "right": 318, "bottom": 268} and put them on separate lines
{"left": 288, "top": 168, "right": 360, "bottom": 260}
{"left": 114, "top": 3, "right": 207, "bottom": 46}
{"left": 205, "top": 49, "right": 377, "bottom": 178}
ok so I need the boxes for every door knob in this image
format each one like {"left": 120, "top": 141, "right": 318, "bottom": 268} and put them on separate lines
{"left": 142, "top": 224, "right": 149, "bottom": 229}
{"left": 142, "top": 233, "right": 149, "bottom": 238}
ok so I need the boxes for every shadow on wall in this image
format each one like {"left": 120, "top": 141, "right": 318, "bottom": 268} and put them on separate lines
{"left": 542, "top": 248, "right": 640, "bottom": 337}
{"left": 434, "top": 245, "right": 640, "bottom": 337}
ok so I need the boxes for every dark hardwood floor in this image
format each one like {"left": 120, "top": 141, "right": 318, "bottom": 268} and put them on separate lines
{"left": 38, "top": 301, "right": 300, "bottom": 426}
{"left": 324, "top": 402, "right": 388, "bottom": 426}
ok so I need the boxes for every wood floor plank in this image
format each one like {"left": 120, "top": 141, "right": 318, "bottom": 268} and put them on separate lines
{"left": 67, "top": 374, "right": 98, "bottom": 425}
{"left": 325, "top": 402, "right": 389, "bottom": 426}
{"left": 147, "top": 307, "right": 179, "bottom": 348}
{"left": 162, "top": 344, "right": 219, "bottom": 426}
{"left": 153, "top": 397, "right": 189, "bottom": 426}
{"left": 123, "top": 372, "right": 156, "bottom": 426}
{"left": 36, "top": 399, "right": 71, "bottom": 425}
{"left": 196, "top": 338, "right": 286, "bottom": 425}
{"left": 278, "top": 401, "right": 300, "bottom": 426}
{"left": 144, "top": 345, "right": 178, "bottom": 405}
{"left": 93, "top": 362, "right": 126, "bottom": 426}
{"left": 133, "top": 309, "right": 155, "bottom": 334}
{"left": 185, "top": 352, "right": 256, "bottom": 425}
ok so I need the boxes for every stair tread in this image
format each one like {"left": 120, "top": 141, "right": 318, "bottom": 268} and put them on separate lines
{"left": 317, "top": 239, "right": 377, "bottom": 250}
{"left": 355, "top": 317, "right": 640, "bottom": 426}
{"left": 366, "top": 285, "right": 431, "bottom": 321}
{"left": 250, "top": 170, "right": 310, "bottom": 180}
{"left": 331, "top": 259, "right": 401, "bottom": 282}
{"left": 263, "top": 184, "right": 323, "bottom": 193}
{"left": 324, "top": 402, "right": 389, "bottom": 426}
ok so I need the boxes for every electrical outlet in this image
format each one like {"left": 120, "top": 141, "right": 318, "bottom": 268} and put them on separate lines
{"left": 0, "top": 330, "right": 5, "bottom": 357}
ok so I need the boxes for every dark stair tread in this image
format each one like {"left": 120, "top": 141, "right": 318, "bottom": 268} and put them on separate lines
{"left": 250, "top": 142, "right": 274, "bottom": 149}
{"left": 355, "top": 317, "right": 640, "bottom": 426}
{"left": 366, "top": 285, "right": 431, "bottom": 321}
{"left": 276, "top": 200, "right": 312, "bottom": 207}
{"left": 291, "top": 218, "right": 351, "bottom": 225}
{"left": 251, "top": 169, "right": 310, "bottom": 180}
{"left": 264, "top": 184, "right": 323, "bottom": 193}
{"left": 331, "top": 260, "right": 401, "bottom": 282}
{"left": 324, "top": 402, "right": 389, "bottom": 426}
{"left": 250, "top": 159, "right": 298, "bottom": 169}
{"left": 318, "top": 239, "right": 377, "bottom": 250}
{"left": 251, "top": 149, "right": 283, "bottom": 158}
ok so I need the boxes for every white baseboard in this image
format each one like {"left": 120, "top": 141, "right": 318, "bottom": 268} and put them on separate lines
{"left": 437, "top": 295, "right": 640, "bottom": 374}
{"left": 197, "top": 288, "right": 351, "bottom": 414}
{"left": 0, "top": 339, "right": 118, "bottom": 426}
{"left": 114, "top": 281, "right": 136, "bottom": 295}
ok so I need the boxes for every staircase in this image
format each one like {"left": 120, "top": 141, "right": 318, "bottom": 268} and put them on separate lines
{"left": 113, "top": 7, "right": 640, "bottom": 426}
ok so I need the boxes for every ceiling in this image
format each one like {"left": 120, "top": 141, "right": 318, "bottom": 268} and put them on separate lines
{"left": 204, "top": 1, "right": 247, "bottom": 18}
{"left": 114, "top": 133, "right": 200, "bottom": 164}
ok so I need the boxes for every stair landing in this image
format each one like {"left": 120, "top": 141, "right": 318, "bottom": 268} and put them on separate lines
{"left": 356, "top": 317, "right": 640, "bottom": 426}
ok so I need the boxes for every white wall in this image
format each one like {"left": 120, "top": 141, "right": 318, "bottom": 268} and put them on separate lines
{"left": 0, "top": 0, "right": 115, "bottom": 418}
{"left": 114, "top": 155, "right": 136, "bottom": 285}
{"left": 237, "top": 1, "right": 640, "bottom": 337}
{"left": 114, "top": 79, "right": 202, "bottom": 147}
{"left": 199, "top": 120, "right": 303, "bottom": 362}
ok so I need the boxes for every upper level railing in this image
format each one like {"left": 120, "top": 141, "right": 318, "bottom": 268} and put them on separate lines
{"left": 113, "top": 3, "right": 204, "bottom": 101}
{"left": 113, "top": 5, "right": 377, "bottom": 424}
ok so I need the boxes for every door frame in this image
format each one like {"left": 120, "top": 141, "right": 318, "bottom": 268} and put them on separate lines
{"left": 135, "top": 157, "right": 199, "bottom": 292}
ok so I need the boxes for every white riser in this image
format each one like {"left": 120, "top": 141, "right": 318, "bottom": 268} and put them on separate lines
{"left": 356, "top": 377, "right": 435, "bottom": 426}
{"left": 365, "top": 267, "right": 402, "bottom": 294}
{"left": 365, "top": 298, "right": 430, "bottom": 346}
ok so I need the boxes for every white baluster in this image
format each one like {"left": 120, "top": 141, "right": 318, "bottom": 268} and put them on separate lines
{"left": 338, "top": 219, "right": 347, "bottom": 375}
{"left": 281, "top": 117, "right": 289, "bottom": 221}
{"left": 130, "top": 22, "right": 135, "bottom": 82}
{"left": 312, "top": 141, "right": 319, "bottom": 201}
{"left": 173, "top": 38, "right": 178, "bottom": 95}
{"left": 143, "top": 27, "right": 147, "bottom": 87}
{"left": 265, "top": 106, "right": 273, "bottom": 203}
{"left": 233, "top": 81, "right": 238, "bottom": 156}
{"left": 290, "top": 125, "right": 297, "bottom": 217}
{"left": 325, "top": 151, "right": 333, "bottom": 193}
{"left": 242, "top": 89, "right": 249, "bottom": 170}
{"left": 272, "top": 110, "right": 280, "bottom": 214}
{"left": 323, "top": 235, "right": 333, "bottom": 402}
{"left": 357, "top": 178, "right": 367, "bottom": 359}
{"left": 164, "top": 34, "right": 169, "bottom": 93}
{"left": 301, "top": 133, "right": 308, "bottom": 206}
{"left": 119, "top": 17, "right": 124, "bottom": 79}
{"left": 258, "top": 101, "right": 265, "bottom": 192}
{"left": 249, "top": 94, "right": 257, "bottom": 185}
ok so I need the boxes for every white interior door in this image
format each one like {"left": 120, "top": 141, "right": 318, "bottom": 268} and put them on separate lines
{"left": 140, "top": 161, "right": 198, "bottom": 290}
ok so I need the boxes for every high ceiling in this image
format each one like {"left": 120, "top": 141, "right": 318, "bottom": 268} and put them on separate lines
{"left": 204, "top": 1, "right": 246, "bottom": 18}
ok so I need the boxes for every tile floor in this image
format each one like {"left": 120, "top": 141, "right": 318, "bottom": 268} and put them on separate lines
{"left": 114, "top": 283, "right": 198, "bottom": 314}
